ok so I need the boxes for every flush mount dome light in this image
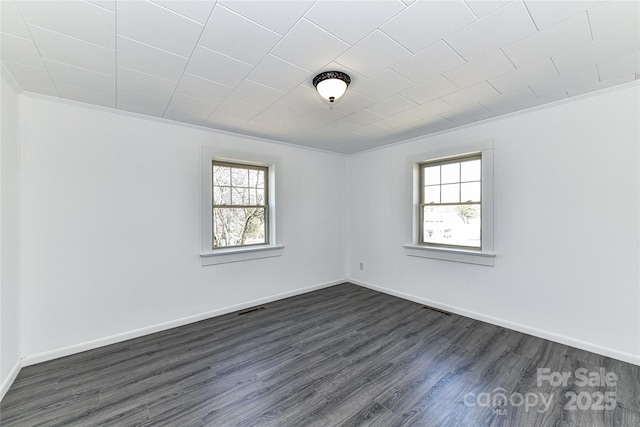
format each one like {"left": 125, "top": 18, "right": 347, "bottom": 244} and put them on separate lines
{"left": 313, "top": 71, "right": 351, "bottom": 103}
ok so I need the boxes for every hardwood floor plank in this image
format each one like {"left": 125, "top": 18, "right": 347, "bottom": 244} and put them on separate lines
{"left": 2, "top": 282, "right": 638, "bottom": 427}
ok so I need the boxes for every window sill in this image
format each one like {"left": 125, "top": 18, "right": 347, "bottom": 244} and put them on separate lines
{"left": 201, "top": 245, "right": 284, "bottom": 265}
{"left": 403, "top": 244, "right": 495, "bottom": 266}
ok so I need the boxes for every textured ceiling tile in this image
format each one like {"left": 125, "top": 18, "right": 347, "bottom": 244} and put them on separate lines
{"left": 28, "top": 24, "right": 115, "bottom": 75}
{"left": 524, "top": 0, "right": 605, "bottom": 30}
{"left": 552, "top": 26, "right": 640, "bottom": 75}
{"left": 228, "top": 80, "right": 285, "bottom": 108}
{"left": 445, "top": 1, "right": 537, "bottom": 61}
{"left": 56, "top": 82, "right": 115, "bottom": 108}
{"left": 117, "top": 87, "right": 170, "bottom": 117}
{"left": 87, "top": 1, "right": 115, "bottom": 12}
{"left": 331, "top": 91, "right": 377, "bottom": 115}
{"left": 1, "top": 60, "right": 59, "bottom": 95}
{"left": 376, "top": 110, "right": 423, "bottom": 128}
{"left": 513, "top": 91, "right": 568, "bottom": 111}
{"left": 568, "top": 74, "right": 635, "bottom": 97}
{"left": 203, "top": 111, "right": 249, "bottom": 132}
{"left": 17, "top": 0, "right": 115, "bottom": 49}
{"left": 341, "top": 109, "right": 386, "bottom": 127}
{"left": 216, "top": 98, "right": 265, "bottom": 119}
{"left": 597, "top": 51, "right": 640, "bottom": 81}
{"left": 1, "top": 33, "right": 45, "bottom": 68}
{"left": 1, "top": 1, "right": 31, "bottom": 38}
{"left": 353, "top": 70, "right": 413, "bottom": 101}
{"left": 479, "top": 87, "right": 539, "bottom": 111}
{"left": 529, "top": 66, "right": 599, "bottom": 98}
{"left": 185, "top": 45, "right": 253, "bottom": 87}
{"left": 247, "top": 55, "right": 311, "bottom": 92}
{"left": 392, "top": 41, "right": 466, "bottom": 84}
{"left": 406, "top": 98, "right": 456, "bottom": 119}
{"left": 117, "top": 66, "right": 178, "bottom": 99}
{"left": 298, "top": 106, "right": 345, "bottom": 124}
{"left": 199, "top": 5, "right": 281, "bottom": 66}
{"left": 117, "top": 1, "right": 203, "bottom": 58}
{"left": 401, "top": 75, "right": 460, "bottom": 104}
{"left": 366, "top": 94, "right": 418, "bottom": 116}
{"left": 219, "top": 0, "right": 313, "bottom": 35}
{"left": 163, "top": 107, "right": 208, "bottom": 126}
{"left": 464, "top": 0, "right": 512, "bottom": 18}
{"left": 278, "top": 84, "right": 320, "bottom": 108}
{"left": 167, "top": 93, "right": 219, "bottom": 116}
{"left": 305, "top": 0, "right": 405, "bottom": 45}
{"left": 174, "top": 73, "right": 233, "bottom": 104}
{"left": 588, "top": 0, "right": 640, "bottom": 40}
{"left": 117, "top": 36, "right": 187, "bottom": 82}
{"left": 151, "top": 1, "right": 216, "bottom": 24}
{"left": 444, "top": 50, "right": 515, "bottom": 88}
{"left": 45, "top": 58, "right": 115, "bottom": 94}
{"left": 260, "top": 102, "right": 307, "bottom": 120}
{"left": 271, "top": 19, "right": 350, "bottom": 71}
{"left": 488, "top": 58, "right": 559, "bottom": 93}
{"left": 336, "top": 31, "right": 411, "bottom": 78}
{"left": 440, "top": 102, "right": 491, "bottom": 122}
{"left": 502, "top": 13, "right": 592, "bottom": 68}
{"left": 1, "top": 0, "right": 637, "bottom": 153}
{"left": 381, "top": 0, "right": 476, "bottom": 53}
{"left": 441, "top": 81, "right": 501, "bottom": 108}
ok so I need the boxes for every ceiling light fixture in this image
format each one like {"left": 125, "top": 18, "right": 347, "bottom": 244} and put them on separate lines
{"left": 313, "top": 71, "right": 351, "bottom": 103}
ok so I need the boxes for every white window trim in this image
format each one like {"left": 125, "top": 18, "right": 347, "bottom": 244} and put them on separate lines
{"left": 404, "top": 139, "right": 495, "bottom": 266}
{"left": 201, "top": 146, "right": 283, "bottom": 265}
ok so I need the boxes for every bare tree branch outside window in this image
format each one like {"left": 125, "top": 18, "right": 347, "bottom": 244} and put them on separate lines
{"left": 212, "top": 162, "right": 268, "bottom": 248}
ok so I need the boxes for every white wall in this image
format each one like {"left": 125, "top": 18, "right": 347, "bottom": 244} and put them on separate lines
{"left": 11, "top": 83, "right": 640, "bottom": 368}
{"left": 20, "top": 96, "right": 347, "bottom": 359}
{"left": 1, "top": 74, "right": 22, "bottom": 395}
{"left": 347, "top": 83, "right": 640, "bottom": 363}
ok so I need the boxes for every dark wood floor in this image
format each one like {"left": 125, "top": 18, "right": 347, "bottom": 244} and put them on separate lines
{"left": 1, "top": 283, "right": 639, "bottom": 426}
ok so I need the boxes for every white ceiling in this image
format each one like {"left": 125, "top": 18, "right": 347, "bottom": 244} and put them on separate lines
{"left": 1, "top": 0, "right": 639, "bottom": 154}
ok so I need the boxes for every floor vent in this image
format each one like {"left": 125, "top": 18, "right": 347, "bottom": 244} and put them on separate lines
{"left": 422, "top": 306, "right": 452, "bottom": 316}
{"left": 237, "top": 306, "right": 266, "bottom": 316}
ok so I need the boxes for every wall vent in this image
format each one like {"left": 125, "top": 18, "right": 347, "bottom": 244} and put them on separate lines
{"left": 422, "top": 306, "right": 452, "bottom": 316}
{"left": 237, "top": 306, "right": 266, "bottom": 316}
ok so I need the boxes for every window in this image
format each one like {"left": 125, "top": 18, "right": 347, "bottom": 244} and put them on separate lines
{"left": 404, "top": 139, "right": 495, "bottom": 266}
{"left": 212, "top": 161, "right": 268, "bottom": 249}
{"left": 201, "top": 147, "right": 283, "bottom": 265}
{"left": 419, "top": 154, "right": 482, "bottom": 250}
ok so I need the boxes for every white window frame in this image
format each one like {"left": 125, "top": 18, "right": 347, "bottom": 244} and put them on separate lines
{"left": 201, "top": 146, "right": 283, "bottom": 265}
{"left": 404, "top": 139, "right": 495, "bottom": 266}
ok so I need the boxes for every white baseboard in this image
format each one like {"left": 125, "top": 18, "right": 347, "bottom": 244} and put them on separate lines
{"left": 349, "top": 278, "right": 640, "bottom": 366}
{"left": 22, "top": 278, "right": 346, "bottom": 367}
{"left": 1, "top": 359, "right": 22, "bottom": 401}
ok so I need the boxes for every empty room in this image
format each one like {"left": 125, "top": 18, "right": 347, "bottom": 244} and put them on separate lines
{"left": 1, "top": 0, "right": 639, "bottom": 425}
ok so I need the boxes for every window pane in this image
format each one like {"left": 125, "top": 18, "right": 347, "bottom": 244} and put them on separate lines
{"left": 441, "top": 162, "right": 460, "bottom": 184}
{"left": 461, "top": 159, "right": 481, "bottom": 182}
{"left": 422, "top": 205, "right": 480, "bottom": 248}
{"left": 255, "top": 188, "right": 265, "bottom": 204}
{"left": 213, "top": 186, "right": 231, "bottom": 205}
{"left": 249, "top": 169, "right": 263, "bottom": 188}
{"left": 231, "top": 187, "right": 250, "bottom": 205}
{"left": 441, "top": 183, "right": 460, "bottom": 203}
{"left": 213, "top": 207, "right": 266, "bottom": 247}
{"left": 423, "top": 185, "right": 440, "bottom": 204}
{"left": 213, "top": 166, "right": 231, "bottom": 186}
{"left": 231, "top": 167, "right": 249, "bottom": 187}
{"left": 461, "top": 182, "right": 481, "bottom": 202}
{"left": 423, "top": 165, "right": 440, "bottom": 185}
